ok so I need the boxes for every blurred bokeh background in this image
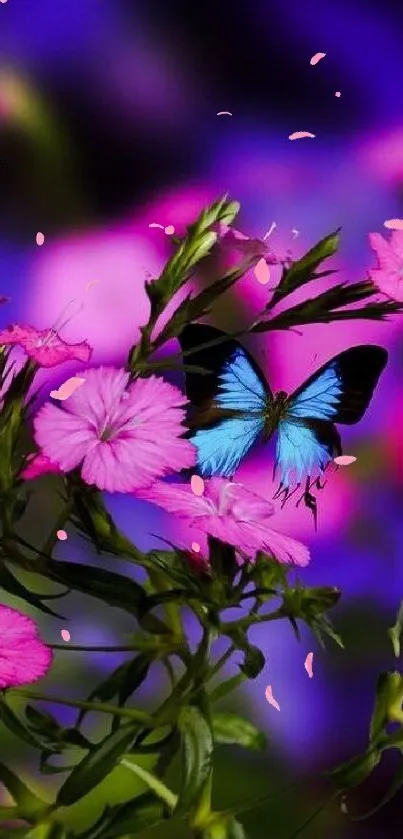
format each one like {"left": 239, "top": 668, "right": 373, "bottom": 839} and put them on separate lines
{"left": 1, "top": 0, "right": 403, "bottom": 836}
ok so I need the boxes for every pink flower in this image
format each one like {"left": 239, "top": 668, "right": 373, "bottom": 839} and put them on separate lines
{"left": 33, "top": 367, "right": 196, "bottom": 493}
{"left": 139, "top": 478, "right": 310, "bottom": 566}
{"left": 0, "top": 324, "right": 92, "bottom": 368}
{"left": 0, "top": 605, "right": 52, "bottom": 689}
{"left": 21, "top": 452, "right": 62, "bottom": 480}
{"left": 215, "top": 224, "right": 279, "bottom": 265}
{"left": 368, "top": 230, "right": 403, "bottom": 301}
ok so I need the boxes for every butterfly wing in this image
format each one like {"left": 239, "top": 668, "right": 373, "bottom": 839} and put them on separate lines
{"left": 275, "top": 345, "right": 388, "bottom": 491}
{"left": 178, "top": 324, "right": 270, "bottom": 477}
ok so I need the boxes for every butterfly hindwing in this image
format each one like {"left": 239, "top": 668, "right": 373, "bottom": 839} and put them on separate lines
{"left": 275, "top": 345, "right": 388, "bottom": 490}
{"left": 178, "top": 324, "right": 269, "bottom": 477}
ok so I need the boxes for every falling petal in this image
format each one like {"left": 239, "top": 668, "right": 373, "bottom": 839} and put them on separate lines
{"left": 265, "top": 685, "right": 281, "bottom": 711}
{"left": 216, "top": 111, "right": 233, "bottom": 116}
{"left": 85, "top": 281, "right": 100, "bottom": 293}
{"left": 384, "top": 218, "right": 403, "bottom": 230}
{"left": 50, "top": 376, "right": 86, "bottom": 401}
{"left": 310, "top": 52, "right": 326, "bottom": 65}
{"left": 149, "top": 223, "right": 164, "bottom": 229}
{"left": 191, "top": 541, "right": 201, "bottom": 553}
{"left": 263, "top": 222, "right": 276, "bottom": 240}
{"left": 61, "top": 629, "right": 70, "bottom": 642}
{"left": 304, "top": 652, "right": 314, "bottom": 678}
{"left": 57, "top": 529, "right": 68, "bottom": 541}
{"left": 36, "top": 232, "right": 45, "bottom": 246}
{"left": 164, "top": 225, "right": 175, "bottom": 235}
{"left": 254, "top": 258, "right": 271, "bottom": 285}
{"left": 289, "top": 131, "right": 316, "bottom": 140}
{"left": 191, "top": 474, "right": 205, "bottom": 496}
{"left": 292, "top": 228, "right": 300, "bottom": 238}
{"left": 335, "top": 91, "right": 341, "bottom": 97}
{"left": 334, "top": 455, "right": 357, "bottom": 466}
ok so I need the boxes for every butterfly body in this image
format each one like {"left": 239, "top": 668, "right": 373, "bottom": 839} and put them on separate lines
{"left": 178, "top": 324, "right": 387, "bottom": 518}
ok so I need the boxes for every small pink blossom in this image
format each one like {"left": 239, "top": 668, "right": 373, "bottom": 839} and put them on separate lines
{"left": 33, "top": 367, "right": 196, "bottom": 493}
{"left": 0, "top": 605, "right": 52, "bottom": 689}
{"left": 368, "top": 229, "right": 403, "bottom": 301}
{"left": 139, "top": 478, "right": 310, "bottom": 566}
{"left": 21, "top": 452, "right": 62, "bottom": 480}
{"left": 215, "top": 224, "right": 279, "bottom": 267}
{"left": 0, "top": 324, "right": 92, "bottom": 368}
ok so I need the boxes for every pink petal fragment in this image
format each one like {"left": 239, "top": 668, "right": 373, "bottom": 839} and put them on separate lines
{"left": 57, "top": 529, "right": 68, "bottom": 541}
{"left": 216, "top": 111, "right": 233, "bottom": 116}
{"left": 334, "top": 455, "right": 357, "bottom": 466}
{"left": 50, "top": 376, "right": 86, "bottom": 401}
{"left": 149, "top": 223, "right": 164, "bottom": 229}
{"left": 61, "top": 629, "right": 70, "bottom": 642}
{"left": 191, "top": 474, "right": 205, "bottom": 496}
{"left": 310, "top": 52, "right": 326, "bottom": 65}
{"left": 164, "top": 225, "right": 175, "bottom": 235}
{"left": 289, "top": 131, "right": 316, "bottom": 140}
{"left": 304, "top": 652, "right": 314, "bottom": 678}
{"left": 384, "top": 218, "right": 403, "bottom": 230}
{"left": 36, "top": 232, "right": 45, "bottom": 246}
{"left": 85, "top": 281, "right": 99, "bottom": 293}
{"left": 254, "top": 257, "right": 271, "bottom": 285}
{"left": 265, "top": 685, "right": 281, "bottom": 711}
{"left": 335, "top": 91, "right": 341, "bottom": 97}
{"left": 191, "top": 541, "right": 201, "bottom": 553}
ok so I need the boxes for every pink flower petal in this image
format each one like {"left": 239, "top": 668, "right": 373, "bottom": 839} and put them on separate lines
{"left": 334, "top": 455, "right": 357, "bottom": 466}
{"left": 216, "top": 111, "right": 233, "bottom": 116}
{"left": 304, "top": 652, "right": 314, "bottom": 678}
{"left": 289, "top": 131, "right": 316, "bottom": 140}
{"left": 21, "top": 452, "right": 62, "bottom": 480}
{"left": 57, "top": 529, "right": 68, "bottom": 541}
{"left": 265, "top": 685, "right": 281, "bottom": 711}
{"left": 384, "top": 218, "right": 403, "bottom": 230}
{"left": 0, "top": 606, "right": 52, "bottom": 689}
{"left": 191, "top": 541, "right": 201, "bottom": 552}
{"left": 61, "top": 629, "right": 70, "bottom": 642}
{"left": 254, "top": 257, "right": 271, "bottom": 285}
{"left": 0, "top": 323, "right": 92, "bottom": 368}
{"left": 191, "top": 475, "right": 205, "bottom": 496}
{"left": 50, "top": 376, "right": 86, "bottom": 401}
{"left": 335, "top": 91, "right": 341, "bottom": 97}
{"left": 310, "top": 52, "right": 326, "bottom": 65}
{"left": 34, "top": 368, "right": 195, "bottom": 492}
{"left": 36, "top": 232, "right": 45, "bottom": 246}
{"left": 164, "top": 225, "right": 175, "bottom": 235}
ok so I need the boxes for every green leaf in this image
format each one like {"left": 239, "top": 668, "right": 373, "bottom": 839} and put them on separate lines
{"left": 281, "top": 584, "right": 342, "bottom": 648}
{"left": 146, "top": 550, "right": 201, "bottom": 592}
{"left": 212, "top": 713, "right": 266, "bottom": 751}
{"left": 154, "top": 259, "right": 258, "bottom": 347}
{"left": 202, "top": 815, "right": 247, "bottom": 839}
{"left": 255, "top": 280, "right": 403, "bottom": 331}
{"left": 370, "top": 672, "right": 403, "bottom": 738}
{"left": 0, "top": 562, "right": 65, "bottom": 619}
{"left": 209, "top": 675, "right": 245, "bottom": 703}
{"left": 42, "top": 559, "right": 147, "bottom": 616}
{"left": 25, "top": 824, "right": 71, "bottom": 839}
{"left": 77, "top": 654, "right": 151, "bottom": 731}
{"left": 141, "top": 196, "right": 240, "bottom": 320}
{"left": 329, "top": 747, "right": 381, "bottom": 791}
{"left": 175, "top": 705, "right": 214, "bottom": 816}
{"left": 239, "top": 645, "right": 265, "bottom": 679}
{"left": 25, "top": 705, "right": 93, "bottom": 754}
{"left": 388, "top": 598, "right": 403, "bottom": 658}
{"left": 0, "top": 699, "right": 44, "bottom": 749}
{"left": 0, "top": 761, "right": 48, "bottom": 818}
{"left": 270, "top": 229, "right": 340, "bottom": 305}
{"left": 75, "top": 793, "right": 164, "bottom": 839}
{"left": 56, "top": 723, "right": 139, "bottom": 807}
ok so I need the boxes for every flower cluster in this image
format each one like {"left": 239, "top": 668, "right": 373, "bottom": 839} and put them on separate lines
{"left": 0, "top": 198, "right": 400, "bottom": 839}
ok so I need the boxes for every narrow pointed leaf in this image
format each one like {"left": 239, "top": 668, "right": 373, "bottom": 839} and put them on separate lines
{"left": 175, "top": 706, "right": 214, "bottom": 816}
{"left": 56, "top": 723, "right": 139, "bottom": 807}
{"left": 270, "top": 229, "right": 340, "bottom": 304}
{"left": 0, "top": 563, "right": 64, "bottom": 619}
{"left": 0, "top": 761, "right": 48, "bottom": 818}
{"left": 42, "top": 559, "right": 146, "bottom": 616}
{"left": 212, "top": 713, "right": 266, "bottom": 750}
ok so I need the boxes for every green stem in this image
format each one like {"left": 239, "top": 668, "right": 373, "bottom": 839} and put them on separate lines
{"left": 48, "top": 643, "right": 156, "bottom": 653}
{"left": 206, "top": 644, "right": 235, "bottom": 681}
{"left": 287, "top": 792, "right": 337, "bottom": 839}
{"left": 11, "top": 689, "right": 154, "bottom": 724}
{"left": 120, "top": 759, "right": 178, "bottom": 810}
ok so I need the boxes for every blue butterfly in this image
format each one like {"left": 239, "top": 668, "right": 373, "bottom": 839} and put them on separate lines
{"left": 178, "top": 324, "right": 388, "bottom": 522}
